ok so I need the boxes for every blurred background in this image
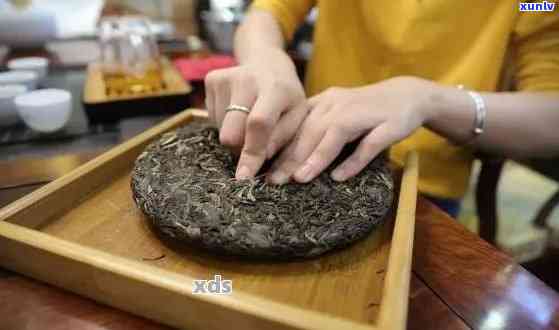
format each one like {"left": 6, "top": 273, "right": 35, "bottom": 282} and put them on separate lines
{"left": 0, "top": 0, "right": 558, "bottom": 291}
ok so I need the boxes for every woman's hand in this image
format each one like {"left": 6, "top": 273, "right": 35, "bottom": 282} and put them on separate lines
{"left": 204, "top": 48, "right": 308, "bottom": 179}
{"left": 268, "top": 76, "right": 439, "bottom": 184}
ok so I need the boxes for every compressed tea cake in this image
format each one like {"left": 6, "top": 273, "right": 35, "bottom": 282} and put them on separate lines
{"left": 131, "top": 122, "right": 394, "bottom": 259}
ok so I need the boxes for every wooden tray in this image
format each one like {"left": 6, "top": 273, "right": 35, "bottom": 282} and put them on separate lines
{"left": 83, "top": 58, "right": 192, "bottom": 123}
{"left": 0, "top": 109, "right": 419, "bottom": 330}
{"left": 84, "top": 57, "right": 192, "bottom": 104}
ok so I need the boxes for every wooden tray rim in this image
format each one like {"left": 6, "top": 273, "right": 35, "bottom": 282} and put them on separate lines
{"left": 0, "top": 109, "right": 418, "bottom": 330}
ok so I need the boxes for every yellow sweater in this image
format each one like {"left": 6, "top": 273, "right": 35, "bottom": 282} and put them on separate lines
{"left": 251, "top": 0, "right": 559, "bottom": 199}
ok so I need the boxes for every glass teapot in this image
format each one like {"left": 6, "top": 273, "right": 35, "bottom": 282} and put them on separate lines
{"left": 98, "top": 16, "right": 163, "bottom": 95}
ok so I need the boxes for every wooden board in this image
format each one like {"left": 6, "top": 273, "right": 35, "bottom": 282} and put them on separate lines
{"left": 83, "top": 57, "right": 192, "bottom": 104}
{"left": 0, "top": 109, "right": 419, "bottom": 330}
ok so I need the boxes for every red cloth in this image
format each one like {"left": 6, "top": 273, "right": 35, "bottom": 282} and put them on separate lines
{"left": 173, "top": 55, "right": 237, "bottom": 81}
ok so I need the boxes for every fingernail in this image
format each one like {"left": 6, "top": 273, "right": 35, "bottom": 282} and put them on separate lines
{"left": 236, "top": 166, "right": 251, "bottom": 180}
{"left": 269, "top": 170, "right": 290, "bottom": 185}
{"left": 331, "top": 168, "right": 346, "bottom": 182}
{"left": 295, "top": 162, "right": 313, "bottom": 183}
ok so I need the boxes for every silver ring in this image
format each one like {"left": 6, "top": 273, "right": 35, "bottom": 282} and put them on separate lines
{"left": 225, "top": 104, "right": 250, "bottom": 114}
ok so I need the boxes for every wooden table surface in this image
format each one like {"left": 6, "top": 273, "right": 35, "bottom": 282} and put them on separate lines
{"left": 0, "top": 153, "right": 558, "bottom": 330}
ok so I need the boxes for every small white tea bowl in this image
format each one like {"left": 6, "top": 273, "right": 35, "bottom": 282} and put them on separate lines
{"left": 15, "top": 89, "right": 72, "bottom": 133}
{"left": 0, "top": 84, "right": 28, "bottom": 127}
{"left": 7, "top": 57, "right": 49, "bottom": 81}
{"left": 0, "top": 70, "right": 38, "bottom": 90}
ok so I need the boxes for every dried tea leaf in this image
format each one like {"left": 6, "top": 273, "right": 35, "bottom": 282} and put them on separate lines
{"left": 131, "top": 123, "right": 394, "bottom": 260}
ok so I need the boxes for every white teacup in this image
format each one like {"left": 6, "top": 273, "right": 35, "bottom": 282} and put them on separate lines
{"left": 0, "top": 70, "right": 38, "bottom": 90}
{"left": 15, "top": 89, "right": 72, "bottom": 133}
{"left": 0, "top": 84, "right": 28, "bottom": 127}
{"left": 7, "top": 57, "right": 49, "bottom": 81}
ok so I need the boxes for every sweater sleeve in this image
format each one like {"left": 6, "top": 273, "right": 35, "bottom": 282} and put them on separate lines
{"left": 250, "top": 0, "right": 315, "bottom": 42}
{"left": 512, "top": 7, "right": 559, "bottom": 92}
